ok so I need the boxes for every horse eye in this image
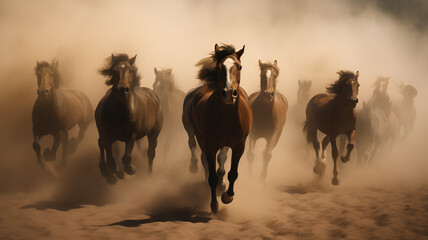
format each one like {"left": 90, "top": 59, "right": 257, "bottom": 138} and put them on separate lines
{"left": 238, "top": 66, "right": 242, "bottom": 70}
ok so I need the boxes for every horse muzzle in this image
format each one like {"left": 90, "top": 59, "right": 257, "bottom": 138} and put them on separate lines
{"left": 221, "top": 88, "right": 238, "bottom": 105}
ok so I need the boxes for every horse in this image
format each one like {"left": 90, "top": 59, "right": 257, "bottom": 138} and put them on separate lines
{"left": 32, "top": 60, "right": 93, "bottom": 167}
{"left": 303, "top": 70, "right": 359, "bottom": 185}
{"left": 95, "top": 54, "right": 163, "bottom": 185}
{"left": 247, "top": 60, "right": 288, "bottom": 180}
{"left": 182, "top": 44, "right": 252, "bottom": 213}
{"left": 153, "top": 68, "right": 185, "bottom": 159}
{"left": 290, "top": 79, "right": 312, "bottom": 126}
{"left": 395, "top": 83, "right": 417, "bottom": 141}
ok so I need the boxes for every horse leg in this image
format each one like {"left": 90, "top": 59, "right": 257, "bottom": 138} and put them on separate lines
{"left": 314, "top": 135, "right": 329, "bottom": 176}
{"left": 43, "top": 134, "right": 60, "bottom": 162}
{"left": 98, "top": 138, "right": 108, "bottom": 178}
{"left": 260, "top": 132, "right": 280, "bottom": 181}
{"left": 221, "top": 142, "right": 244, "bottom": 205}
{"left": 32, "top": 131, "right": 45, "bottom": 168}
{"left": 187, "top": 129, "right": 199, "bottom": 174}
{"left": 60, "top": 131, "right": 69, "bottom": 167}
{"left": 247, "top": 134, "right": 256, "bottom": 175}
{"left": 216, "top": 147, "right": 228, "bottom": 194}
{"left": 205, "top": 149, "right": 218, "bottom": 213}
{"left": 201, "top": 152, "right": 209, "bottom": 180}
{"left": 69, "top": 121, "right": 89, "bottom": 154}
{"left": 105, "top": 141, "right": 118, "bottom": 184}
{"left": 309, "top": 128, "right": 323, "bottom": 175}
{"left": 341, "top": 130, "right": 355, "bottom": 163}
{"left": 330, "top": 135, "right": 340, "bottom": 185}
{"left": 123, "top": 133, "right": 137, "bottom": 176}
{"left": 147, "top": 130, "right": 160, "bottom": 175}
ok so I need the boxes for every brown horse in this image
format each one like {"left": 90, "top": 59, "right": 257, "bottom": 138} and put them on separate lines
{"left": 182, "top": 44, "right": 252, "bottom": 213}
{"left": 32, "top": 60, "right": 93, "bottom": 167}
{"left": 247, "top": 60, "right": 288, "bottom": 180}
{"left": 95, "top": 54, "right": 163, "bottom": 184}
{"left": 153, "top": 68, "right": 185, "bottom": 159}
{"left": 303, "top": 70, "right": 359, "bottom": 185}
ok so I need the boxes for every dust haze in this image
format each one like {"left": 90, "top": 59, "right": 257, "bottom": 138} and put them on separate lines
{"left": 0, "top": 0, "right": 428, "bottom": 238}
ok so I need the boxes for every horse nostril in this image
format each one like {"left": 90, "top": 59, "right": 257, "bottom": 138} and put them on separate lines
{"left": 125, "top": 87, "right": 129, "bottom": 93}
{"left": 232, "top": 89, "right": 238, "bottom": 97}
{"left": 355, "top": 98, "right": 359, "bottom": 103}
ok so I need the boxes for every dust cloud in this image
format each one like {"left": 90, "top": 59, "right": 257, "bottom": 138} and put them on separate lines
{"left": 0, "top": 0, "right": 427, "bottom": 225}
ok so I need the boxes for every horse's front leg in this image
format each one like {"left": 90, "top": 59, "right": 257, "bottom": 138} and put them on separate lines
{"left": 341, "top": 130, "right": 355, "bottom": 163}
{"left": 221, "top": 142, "right": 245, "bottom": 205}
{"left": 260, "top": 132, "right": 281, "bottom": 181}
{"left": 105, "top": 141, "right": 118, "bottom": 184}
{"left": 216, "top": 147, "right": 228, "bottom": 194}
{"left": 60, "top": 131, "right": 69, "bottom": 167}
{"left": 330, "top": 135, "right": 340, "bottom": 185}
{"left": 205, "top": 149, "right": 218, "bottom": 213}
{"left": 123, "top": 133, "right": 136, "bottom": 176}
{"left": 32, "top": 130, "right": 45, "bottom": 168}
{"left": 43, "top": 134, "right": 60, "bottom": 162}
{"left": 247, "top": 134, "right": 256, "bottom": 175}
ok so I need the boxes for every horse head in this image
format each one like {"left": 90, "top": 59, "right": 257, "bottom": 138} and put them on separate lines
{"left": 35, "top": 59, "right": 60, "bottom": 98}
{"left": 153, "top": 67, "right": 174, "bottom": 100}
{"left": 297, "top": 79, "right": 312, "bottom": 105}
{"left": 215, "top": 44, "right": 245, "bottom": 105}
{"left": 259, "top": 60, "right": 279, "bottom": 103}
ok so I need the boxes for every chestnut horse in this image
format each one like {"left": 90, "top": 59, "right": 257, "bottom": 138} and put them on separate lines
{"left": 95, "top": 54, "right": 163, "bottom": 184}
{"left": 303, "top": 70, "right": 359, "bottom": 185}
{"left": 247, "top": 60, "right": 288, "bottom": 180}
{"left": 32, "top": 60, "right": 93, "bottom": 167}
{"left": 153, "top": 68, "right": 185, "bottom": 159}
{"left": 182, "top": 44, "right": 252, "bottom": 213}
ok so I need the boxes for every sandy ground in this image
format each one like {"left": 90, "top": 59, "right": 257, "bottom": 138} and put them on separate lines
{"left": 1, "top": 124, "right": 427, "bottom": 240}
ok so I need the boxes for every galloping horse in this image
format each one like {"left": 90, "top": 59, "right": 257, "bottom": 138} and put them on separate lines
{"left": 153, "top": 68, "right": 185, "bottom": 159}
{"left": 247, "top": 60, "right": 288, "bottom": 180}
{"left": 303, "top": 70, "right": 359, "bottom": 185}
{"left": 32, "top": 60, "right": 93, "bottom": 167}
{"left": 396, "top": 83, "right": 417, "bottom": 141}
{"left": 95, "top": 54, "right": 163, "bottom": 184}
{"left": 182, "top": 44, "right": 252, "bottom": 212}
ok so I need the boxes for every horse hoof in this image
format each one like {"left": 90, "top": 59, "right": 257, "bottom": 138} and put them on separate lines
{"left": 221, "top": 192, "right": 234, "bottom": 204}
{"left": 313, "top": 162, "right": 326, "bottom": 175}
{"left": 106, "top": 175, "right": 117, "bottom": 185}
{"left": 116, "top": 171, "right": 125, "bottom": 179}
{"left": 124, "top": 165, "right": 136, "bottom": 175}
{"left": 210, "top": 201, "right": 219, "bottom": 213}
{"left": 43, "top": 149, "right": 54, "bottom": 162}
{"left": 189, "top": 163, "right": 198, "bottom": 174}
{"left": 332, "top": 178, "right": 340, "bottom": 186}
{"left": 341, "top": 156, "right": 350, "bottom": 163}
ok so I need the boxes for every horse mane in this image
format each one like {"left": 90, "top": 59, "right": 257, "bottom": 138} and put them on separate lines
{"left": 196, "top": 44, "right": 237, "bottom": 84}
{"left": 99, "top": 53, "right": 141, "bottom": 87}
{"left": 34, "top": 60, "right": 62, "bottom": 88}
{"left": 260, "top": 61, "right": 280, "bottom": 75}
{"left": 326, "top": 70, "right": 357, "bottom": 94}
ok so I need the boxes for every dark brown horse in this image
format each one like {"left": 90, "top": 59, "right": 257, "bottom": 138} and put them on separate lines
{"left": 32, "top": 60, "right": 93, "bottom": 167}
{"left": 182, "top": 44, "right": 252, "bottom": 213}
{"left": 95, "top": 54, "right": 163, "bottom": 184}
{"left": 153, "top": 68, "right": 185, "bottom": 159}
{"left": 247, "top": 60, "right": 288, "bottom": 180}
{"left": 303, "top": 70, "right": 359, "bottom": 185}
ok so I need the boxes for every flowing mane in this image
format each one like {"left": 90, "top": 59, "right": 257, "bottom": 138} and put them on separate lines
{"left": 99, "top": 54, "right": 141, "bottom": 87}
{"left": 34, "top": 59, "right": 61, "bottom": 88}
{"left": 326, "top": 70, "right": 357, "bottom": 94}
{"left": 195, "top": 44, "right": 237, "bottom": 84}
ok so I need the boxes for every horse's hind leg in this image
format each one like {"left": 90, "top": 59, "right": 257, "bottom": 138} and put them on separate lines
{"left": 186, "top": 129, "right": 199, "bottom": 174}
{"left": 32, "top": 130, "right": 45, "bottom": 168}
{"left": 341, "top": 130, "right": 355, "bottom": 163}
{"left": 69, "top": 121, "right": 89, "bottom": 154}
{"left": 147, "top": 130, "right": 160, "bottom": 175}
{"left": 330, "top": 135, "right": 340, "bottom": 185}
{"left": 247, "top": 135, "right": 256, "bottom": 175}
{"left": 308, "top": 128, "right": 324, "bottom": 175}
{"left": 60, "top": 131, "right": 69, "bottom": 167}
{"left": 216, "top": 147, "right": 228, "bottom": 194}
{"left": 221, "top": 142, "right": 245, "bottom": 205}
{"left": 43, "top": 134, "right": 60, "bottom": 162}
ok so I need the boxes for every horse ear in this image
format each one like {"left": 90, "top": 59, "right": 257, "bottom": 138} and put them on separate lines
{"left": 355, "top": 71, "right": 359, "bottom": 79}
{"left": 167, "top": 69, "right": 172, "bottom": 75}
{"left": 111, "top": 53, "right": 115, "bottom": 61}
{"left": 154, "top": 67, "right": 158, "bottom": 75}
{"left": 129, "top": 54, "right": 137, "bottom": 66}
{"left": 274, "top": 60, "right": 278, "bottom": 66}
{"left": 36, "top": 61, "right": 40, "bottom": 67}
{"left": 215, "top": 44, "right": 219, "bottom": 52}
{"left": 236, "top": 45, "right": 245, "bottom": 60}
{"left": 258, "top": 59, "right": 262, "bottom": 66}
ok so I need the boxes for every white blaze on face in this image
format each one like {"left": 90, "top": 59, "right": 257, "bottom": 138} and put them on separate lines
{"left": 266, "top": 69, "right": 271, "bottom": 80}
{"left": 223, "top": 58, "right": 235, "bottom": 90}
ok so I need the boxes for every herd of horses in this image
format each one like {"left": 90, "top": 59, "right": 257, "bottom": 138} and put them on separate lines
{"left": 32, "top": 44, "right": 417, "bottom": 213}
